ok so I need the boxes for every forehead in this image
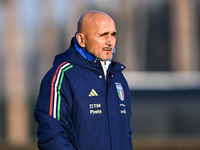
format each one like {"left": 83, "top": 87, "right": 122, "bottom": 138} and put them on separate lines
{"left": 88, "top": 13, "right": 116, "bottom": 34}
{"left": 97, "top": 17, "right": 115, "bottom": 27}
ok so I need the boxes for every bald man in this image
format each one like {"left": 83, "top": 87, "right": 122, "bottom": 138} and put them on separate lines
{"left": 35, "top": 10, "right": 133, "bottom": 150}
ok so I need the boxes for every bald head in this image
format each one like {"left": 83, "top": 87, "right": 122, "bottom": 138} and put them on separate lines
{"left": 76, "top": 10, "right": 117, "bottom": 61}
{"left": 77, "top": 10, "right": 115, "bottom": 34}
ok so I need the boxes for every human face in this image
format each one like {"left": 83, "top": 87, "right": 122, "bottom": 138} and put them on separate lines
{"left": 83, "top": 16, "right": 117, "bottom": 61}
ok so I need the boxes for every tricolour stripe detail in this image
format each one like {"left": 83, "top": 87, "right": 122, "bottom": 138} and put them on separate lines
{"left": 49, "top": 62, "right": 67, "bottom": 116}
{"left": 49, "top": 62, "right": 73, "bottom": 120}
{"left": 53, "top": 63, "right": 70, "bottom": 119}
{"left": 56, "top": 65, "right": 73, "bottom": 120}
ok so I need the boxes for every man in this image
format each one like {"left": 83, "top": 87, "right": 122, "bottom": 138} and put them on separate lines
{"left": 34, "top": 10, "right": 133, "bottom": 150}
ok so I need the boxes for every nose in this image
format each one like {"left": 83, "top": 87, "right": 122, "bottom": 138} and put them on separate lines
{"left": 106, "top": 35, "right": 114, "bottom": 46}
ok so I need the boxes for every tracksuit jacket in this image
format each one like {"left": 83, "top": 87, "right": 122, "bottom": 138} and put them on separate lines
{"left": 34, "top": 38, "right": 133, "bottom": 150}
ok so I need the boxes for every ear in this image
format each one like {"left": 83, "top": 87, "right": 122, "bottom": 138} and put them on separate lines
{"left": 76, "top": 33, "right": 86, "bottom": 48}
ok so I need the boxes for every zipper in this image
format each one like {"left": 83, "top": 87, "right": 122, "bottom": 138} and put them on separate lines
{"left": 105, "top": 75, "right": 113, "bottom": 150}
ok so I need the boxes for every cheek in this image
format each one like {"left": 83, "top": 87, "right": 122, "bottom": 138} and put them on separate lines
{"left": 93, "top": 41, "right": 104, "bottom": 52}
{"left": 86, "top": 38, "right": 106, "bottom": 54}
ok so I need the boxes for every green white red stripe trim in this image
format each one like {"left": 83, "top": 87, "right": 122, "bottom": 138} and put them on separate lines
{"left": 49, "top": 61, "right": 73, "bottom": 120}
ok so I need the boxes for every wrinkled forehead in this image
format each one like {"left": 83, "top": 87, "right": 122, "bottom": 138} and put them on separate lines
{"left": 94, "top": 18, "right": 116, "bottom": 34}
{"left": 80, "top": 12, "right": 116, "bottom": 34}
{"left": 89, "top": 14, "right": 116, "bottom": 34}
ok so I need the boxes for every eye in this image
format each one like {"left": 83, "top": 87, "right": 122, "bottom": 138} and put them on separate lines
{"left": 111, "top": 32, "right": 117, "bottom": 37}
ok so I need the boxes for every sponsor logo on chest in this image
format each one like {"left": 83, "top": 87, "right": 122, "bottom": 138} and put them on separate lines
{"left": 89, "top": 104, "right": 102, "bottom": 115}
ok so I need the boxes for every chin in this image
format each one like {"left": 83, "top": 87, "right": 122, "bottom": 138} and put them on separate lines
{"left": 99, "top": 57, "right": 111, "bottom": 61}
{"left": 98, "top": 54, "right": 112, "bottom": 61}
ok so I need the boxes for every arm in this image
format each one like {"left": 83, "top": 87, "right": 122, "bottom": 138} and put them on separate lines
{"left": 34, "top": 110, "right": 74, "bottom": 150}
{"left": 34, "top": 68, "right": 76, "bottom": 150}
{"left": 129, "top": 122, "right": 133, "bottom": 150}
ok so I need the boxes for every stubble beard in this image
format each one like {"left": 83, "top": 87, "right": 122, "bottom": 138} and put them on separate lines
{"left": 98, "top": 51, "right": 113, "bottom": 61}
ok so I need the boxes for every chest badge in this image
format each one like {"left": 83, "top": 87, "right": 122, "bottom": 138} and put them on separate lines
{"left": 115, "top": 82, "right": 125, "bottom": 101}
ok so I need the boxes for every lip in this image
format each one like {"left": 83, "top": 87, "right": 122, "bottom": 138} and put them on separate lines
{"left": 103, "top": 47, "right": 112, "bottom": 51}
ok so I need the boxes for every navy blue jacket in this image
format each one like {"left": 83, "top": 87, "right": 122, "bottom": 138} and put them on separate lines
{"left": 34, "top": 40, "right": 133, "bottom": 150}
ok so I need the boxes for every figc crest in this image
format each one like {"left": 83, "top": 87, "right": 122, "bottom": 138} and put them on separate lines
{"left": 115, "top": 82, "right": 124, "bottom": 101}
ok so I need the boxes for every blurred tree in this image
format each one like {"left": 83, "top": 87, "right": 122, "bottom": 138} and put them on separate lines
{"left": 170, "top": 0, "right": 199, "bottom": 71}
{"left": 132, "top": 0, "right": 149, "bottom": 71}
{"left": 146, "top": 1, "right": 171, "bottom": 71}
{"left": 113, "top": 0, "right": 137, "bottom": 71}
{"left": 3, "top": 0, "right": 29, "bottom": 146}
{"left": 37, "top": 1, "right": 59, "bottom": 80}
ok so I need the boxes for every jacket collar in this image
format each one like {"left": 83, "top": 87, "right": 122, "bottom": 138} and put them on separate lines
{"left": 73, "top": 33, "right": 116, "bottom": 62}
{"left": 53, "top": 38, "right": 125, "bottom": 75}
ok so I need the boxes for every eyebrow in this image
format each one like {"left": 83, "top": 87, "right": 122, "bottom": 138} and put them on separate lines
{"left": 99, "top": 31, "right": 117, "bottom": 36}
{"left": 112, "top": 32, "right": 117, "bottom": 36}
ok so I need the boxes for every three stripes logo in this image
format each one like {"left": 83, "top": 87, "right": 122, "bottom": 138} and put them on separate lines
{"left": 89, "top": 89, "right": 98, "bottom": 97}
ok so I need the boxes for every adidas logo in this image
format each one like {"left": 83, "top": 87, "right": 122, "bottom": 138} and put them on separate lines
{"left": 88, "top": 89, "right": 98, "bottom": 97}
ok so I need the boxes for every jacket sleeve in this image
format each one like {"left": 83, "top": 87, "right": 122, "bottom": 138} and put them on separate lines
{"left": 34, "top": 69, "right": 75, "bottom": 150}
{"left": 125, "top": 75, "right": 133, "bottom": 150}
{"left": 129, "top": 122, "right": 133, "bottom": 150}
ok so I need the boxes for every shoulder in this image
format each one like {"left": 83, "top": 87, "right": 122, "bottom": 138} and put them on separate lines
{"left": 51, "top": 61, "right": 74, "bottom": 80}
{"left": 41, "top": 61, "right": 73, "bottom": 86}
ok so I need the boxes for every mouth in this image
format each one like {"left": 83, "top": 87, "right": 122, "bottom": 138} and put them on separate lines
{"left": 103, "top": 47, "right": 113, "bottom": 51}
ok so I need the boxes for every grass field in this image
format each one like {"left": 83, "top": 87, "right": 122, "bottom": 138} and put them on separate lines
{"left": 133, "top": 138, "right": 200, "bottom": 150}
{"left": 1, "top": 139, "right": 200, "bottom": 150}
